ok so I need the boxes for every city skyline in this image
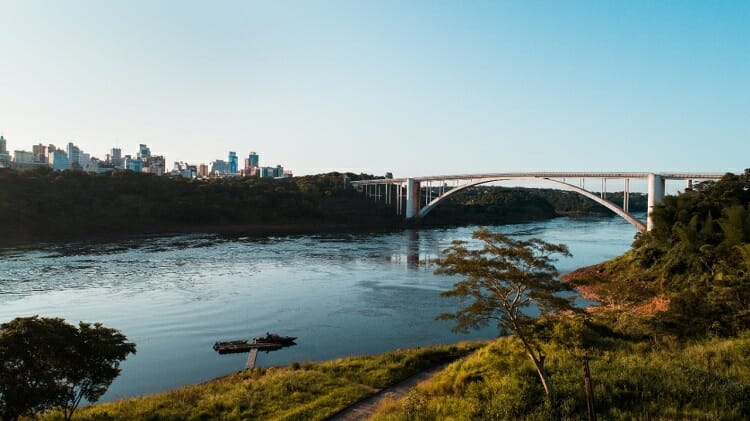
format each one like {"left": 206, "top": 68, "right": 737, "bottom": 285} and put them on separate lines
{"left": 0, "top": 135, "right": 260, "bottom": 168}
{"left": 1, "top": 1, "right": 748, "bottom": 176}
{"left": 0, "top": 135, "right": 288, "bottom": 178}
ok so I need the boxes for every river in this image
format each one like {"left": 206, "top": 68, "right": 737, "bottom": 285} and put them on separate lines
{"left": 0, "top": 215, "right": 639, "bottom": 401}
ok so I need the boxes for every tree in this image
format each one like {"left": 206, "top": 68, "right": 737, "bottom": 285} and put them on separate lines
{"left": 436, "top": 228, "right": 574, "bottom": 403}
{"left": 0, "top": 316, "right": 136, "bottom": 421}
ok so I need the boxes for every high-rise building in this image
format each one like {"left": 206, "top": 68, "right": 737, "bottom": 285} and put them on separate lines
{"left": 0, "top": 136, "right": 9, "bottom": 168}
{"left": 13, "top": 150, "right": 34, "bottom": 165}
{"left": 248, "top": 152, "right": 259, "bottom": 168}
{"left": 107, "top": 147, "right": 123, "bottom": 168}
{"left": 50, "top": 150, "right": 68, "bottom": 171}
{"left": 211, "top": 159, "right": 229, "bottom": 175}
{"left": 138, "top": 144, "right": 151, "bottom": 159}
{"left": 198, "top": 164, "right": 209, "bottom": 178}
{"left": 66, "top": 142, "right": 80, "bottom": 170}
{"left": 229, "top": 151, "right": 238, "bottom": 174}
{"left": 124, "top": 156, "right": 144, "bottom": 172}
{"left": 33, "top": 144, "right": 47, "bottom": 163}
{"left": 146, "top": 155, "right": 165, "bottom": 175}
{"left": 171, "top": 161, "right": 196, "bottom": 178}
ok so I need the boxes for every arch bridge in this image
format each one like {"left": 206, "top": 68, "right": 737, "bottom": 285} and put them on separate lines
{"left": 351, "top": 172, "right": 726, "bottom": 233}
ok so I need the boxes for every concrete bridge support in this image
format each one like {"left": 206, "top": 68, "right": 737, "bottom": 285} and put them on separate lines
{"left": 405, "top": 178, "right": 421, "bottom": 219}
{"left": 353, "top": 171, "right": 723, "bottom": 233}
{"left": 647, "top": 173, "right": 665, "bottom": 231}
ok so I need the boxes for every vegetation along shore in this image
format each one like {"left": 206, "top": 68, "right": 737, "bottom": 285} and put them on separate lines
{"left": 0, "top": 168, "right": 646, "bottom": 247}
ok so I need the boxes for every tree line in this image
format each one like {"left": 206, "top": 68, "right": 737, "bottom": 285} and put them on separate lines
{"left": 0, "top": 169, "right": 400, "bottom": 245}
{"left": 427, "top": 186, "right": 647, "bottom": 226}
{"left": 0, "top": 168, "right": 648, "bottom": 245}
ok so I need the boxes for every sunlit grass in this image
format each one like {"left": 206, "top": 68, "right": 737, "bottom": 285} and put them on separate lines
{"left": 369, "top": 333, "right": 750, "bottom": 420}
{"left": 33, "top": 342, "right": 482, "bottom": 421}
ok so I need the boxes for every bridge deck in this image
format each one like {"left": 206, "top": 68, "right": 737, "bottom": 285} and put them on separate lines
{"left": 351, "top": 171, "right": 726, "bottom": 185}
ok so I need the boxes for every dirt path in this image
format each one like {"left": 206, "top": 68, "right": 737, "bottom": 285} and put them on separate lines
{"left": 325, "top": 361, "right": 452, "bottom": 421}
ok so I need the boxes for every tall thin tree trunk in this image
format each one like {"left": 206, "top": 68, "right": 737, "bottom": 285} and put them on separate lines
{"left": 513, "top": 321, "right": 555, "bottom": 404}
{"left": 526, "top": 351, "right": 554, "bottom": 403}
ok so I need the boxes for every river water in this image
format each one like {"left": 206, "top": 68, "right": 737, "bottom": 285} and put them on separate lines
{"left": 0, "top": 215, "right": 639, "bottom": 401}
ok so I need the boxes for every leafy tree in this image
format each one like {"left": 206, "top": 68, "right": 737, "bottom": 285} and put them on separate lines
{"left": 620, "top": 170, "right": 750, "bottom": 336}
{"left": 436, "top": 228, "right": 574, "bottom": 403}
{"left": 0, "top": 316, "right": 136, "bottom": 421}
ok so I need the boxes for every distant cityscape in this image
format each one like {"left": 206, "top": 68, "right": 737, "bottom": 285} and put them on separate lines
{"left": 0, "top": 135, "right": 291, "bottom": 179}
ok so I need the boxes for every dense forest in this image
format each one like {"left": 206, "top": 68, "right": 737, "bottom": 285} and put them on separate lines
{"left": 0, "top": 169, "right": 400, "bottom": 245}
{"left": 428, "top": 186, "right": 647, "bottom": 226}
{"left": 570, "top": 169, "right": 750, "bottom": 337}
{"left": 0, "top": 168, "right": 647, "bottom": 246}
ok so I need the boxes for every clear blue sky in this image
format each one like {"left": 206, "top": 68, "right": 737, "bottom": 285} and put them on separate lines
{"left": 1, "top": 1, "right": 748, "bottom": 176}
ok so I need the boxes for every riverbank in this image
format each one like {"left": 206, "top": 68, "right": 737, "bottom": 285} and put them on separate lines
{"left": 562, "top": 261, "right": 671, "bottom": 316}
{"left": 34, "top": 342, "right": 484, "bottom": 421}
{"left": 0, "top": 221, "right": 408, "bottom": 249}
{"left": 31, "top": 329, "right": 750, "bottom": 420}
{"left": 0, "top": 168, "right": 647, "bottom": 249}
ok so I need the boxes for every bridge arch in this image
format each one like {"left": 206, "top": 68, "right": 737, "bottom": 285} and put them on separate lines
{"left": 416, "top": 177, "right": 647, "bottom": 232}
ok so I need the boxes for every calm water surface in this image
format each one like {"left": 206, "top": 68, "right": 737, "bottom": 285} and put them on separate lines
{"left": 0, "top": 216, "right": 639, "bottom": 401}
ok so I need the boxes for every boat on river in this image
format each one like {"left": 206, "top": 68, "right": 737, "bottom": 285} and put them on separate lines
{"left": 213, "top": 333, "right": 297, "bottom": 354}
{"left": 253, "top": 332, "right": 297, "bottom": 345}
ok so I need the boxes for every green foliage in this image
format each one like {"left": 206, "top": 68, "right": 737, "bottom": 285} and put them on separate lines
{"left": 0, "top": 169, "right": 399, "bottom": 245}
{"left": 370, "top": 334, "right": 750, "bottom": 420}
{"left": 0, "top": 316, "right": 135, "bottom": 421}
{"left": 427, "top": 186, "right": 647, "bottom": 226}
{"left": 0, "top": 169, "right": 649, "bottom": 245}
{"left": 616, "top": 169, "right": 750, "bottom": 336}
{"left": 436, "top": 228, "right": 575, "bottom": 401}
{"left": 34, "top": 342, "right": 482, "bottom": 421}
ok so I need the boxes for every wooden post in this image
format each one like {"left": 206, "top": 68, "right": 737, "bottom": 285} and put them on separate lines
{"left": 583, "top": 353, "right": 596, "bottom": 421}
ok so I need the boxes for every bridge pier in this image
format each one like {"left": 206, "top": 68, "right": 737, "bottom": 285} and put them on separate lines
{"left": 647, "top": 173, "right": 665, "bottom": 231}
{"left": 405, "top": 178, "right": 421, "bottom": 219}
{"left": 353, "top": 171, "right": 723, "bottom": 232}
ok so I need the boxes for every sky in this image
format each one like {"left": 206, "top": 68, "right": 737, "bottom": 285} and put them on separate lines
{"left": 0, "top": 0, "right": 748, "bottom": 177}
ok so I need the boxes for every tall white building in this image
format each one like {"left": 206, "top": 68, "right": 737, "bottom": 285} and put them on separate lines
{"left": 13, "top": 150, "right": 34, "bottom": 165}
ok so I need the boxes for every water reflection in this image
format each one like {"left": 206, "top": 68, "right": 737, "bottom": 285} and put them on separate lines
{"left": 385, "top": 229, "right": 440, "bottom": 270}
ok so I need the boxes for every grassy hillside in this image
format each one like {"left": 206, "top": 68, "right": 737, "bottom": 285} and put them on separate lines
{"left": 370, "top": 332, "right": 750, "bottom": 420}
{"left": 33, "top": 343, "right": 482, "bottom": 421}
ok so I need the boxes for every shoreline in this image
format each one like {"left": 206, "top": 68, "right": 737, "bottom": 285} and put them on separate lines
{"left": 0, "top": 211, "right": 633, "bottom": 250}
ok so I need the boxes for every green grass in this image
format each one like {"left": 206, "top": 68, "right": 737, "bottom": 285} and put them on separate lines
{"left": 369, "top": 333, "right": 750, "bottom": 420}
{"left": 33, "top": 342, "right": 482, "bottom": 421}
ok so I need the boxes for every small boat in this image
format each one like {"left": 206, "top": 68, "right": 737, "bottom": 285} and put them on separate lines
{"left": 213, "top": 333, "right": 297, "bottom": 354}
{"left": 253, "top": 332, "right": 297, "bottom": 345}
{"left": 213, "top": 339, "right": 251, "bottom": 354}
